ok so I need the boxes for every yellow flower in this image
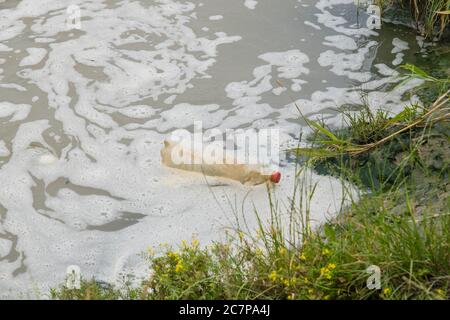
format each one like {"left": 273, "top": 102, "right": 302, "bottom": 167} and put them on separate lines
{"left": 435, "top": 289, "right": 444, "bottom": 296}
{"left": 279, "top": 248, "right": 287, "bottom": 256}
{"left": 322, "top": 248, "right": 331, "bottom": 256}
{"left": 320, "top": 266, "right": 332, "bottom": 279}
{"left": 268, "top": 271, "right": 278, "bottom": 282}
{"left": 287, "top": 293, "right": 295, "bottom": 300}
{"left": 383, "top": 288, "right": 392, "bottom": 296}
{"left": 327, "top": 263, "right": 336, "bottom": 270}
{"left": 283, "top": 279, "right": 290, "bottom": 287}
{"left": 300, "top": 253, "right": 307, "bottom": 261}
{"left": 167, "top": 251, "right": 178, "bottom": 259}
{"left": 175, "top": 261, "right": 184, "bottom": 273}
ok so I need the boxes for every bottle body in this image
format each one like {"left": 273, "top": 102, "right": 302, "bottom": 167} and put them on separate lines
{"left": 161, "top": 137, "right": 279, "bottom": 185}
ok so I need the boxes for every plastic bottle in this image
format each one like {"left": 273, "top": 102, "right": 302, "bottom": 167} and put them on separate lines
{"left": 161, "top": 137, "right": 281, "bottom": 185}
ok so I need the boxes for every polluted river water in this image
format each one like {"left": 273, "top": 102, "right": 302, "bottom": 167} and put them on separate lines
{"left": 0, "top": 0, "right": 425, "bottom": 297}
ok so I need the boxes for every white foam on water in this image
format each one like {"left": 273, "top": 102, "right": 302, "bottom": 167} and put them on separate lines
{"left": 375, "top": 63, "right": 400, "bottom": 77}
{"left": 0, "top": 102, "right": 31, "bottom": 122}
{"left": 209, "top": 15, "right": 223, "bottom": 21}
{"left": 0, "top": 238, "right": 11, "bottom": 258}
{"left": 316, "top": 0, "right": 378, "bottom": 36}
{"left": 117, "top": 105, "right": 156, "bottom": 119}
{"left": 0, "top": 140, "right": 10, "bottom": 157}
{"left": 0, "top": 83, "right": 27, "bottom": 91}
{"left": 318, "top": 40, "right": 376, "bottom": 82}
{"left": 392, "top": 37, "right": 410, "bottom": 53}
{"left": 19, "top": 48, "right": 47, "bottom": 67}
{"left": 323, "top": 35, "right": 358, "bottom": 50}
{"left": 0, "top": 0, "right": 421, "bottom": 298}
{"left": 0, "top": 43, "right": 12, "bottom": 51}
{"left": 392, "top": 53, "right": 404, "bottom": 66}
{"left": 392, "top": 37, "right": 410, "bottom": 66}
{"left": 304, "top": 20, "right": 322, "bottom": 30}
{"left": 224, "top": 50, "right": 309, "bottom": 117}
{"left": 244, "top": 0, "right": 258, "bottom": 10}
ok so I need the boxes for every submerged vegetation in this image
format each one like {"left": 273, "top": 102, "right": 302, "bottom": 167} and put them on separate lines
{"left": 51, "top": 65, "right": 449, "bottom": 300}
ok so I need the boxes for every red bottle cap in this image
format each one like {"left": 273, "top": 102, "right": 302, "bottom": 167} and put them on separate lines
{"left": 270, "top": 171, "right": 281, "bottom": 183}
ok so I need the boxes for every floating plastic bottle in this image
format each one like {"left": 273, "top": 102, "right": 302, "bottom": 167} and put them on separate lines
{"left": 161, "top": 136, "right": 281, "bottom": 185}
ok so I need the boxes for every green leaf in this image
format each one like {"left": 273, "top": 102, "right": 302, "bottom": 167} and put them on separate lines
{"left": 388, "top": 108, "right": 412, "bottom": 124}
{"left": 306, "top": 119, "right": 341, "bottom": 143}
{"left": 400, "top": 64, "right": 430, "bottom": 79}
{"left": 292, "top": 147, "right": 341, "bottom": 158}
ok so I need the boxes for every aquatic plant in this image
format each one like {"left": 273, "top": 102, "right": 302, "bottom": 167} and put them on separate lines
{"left": 293, "top": 65, "right": 449, "bottom": 159}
